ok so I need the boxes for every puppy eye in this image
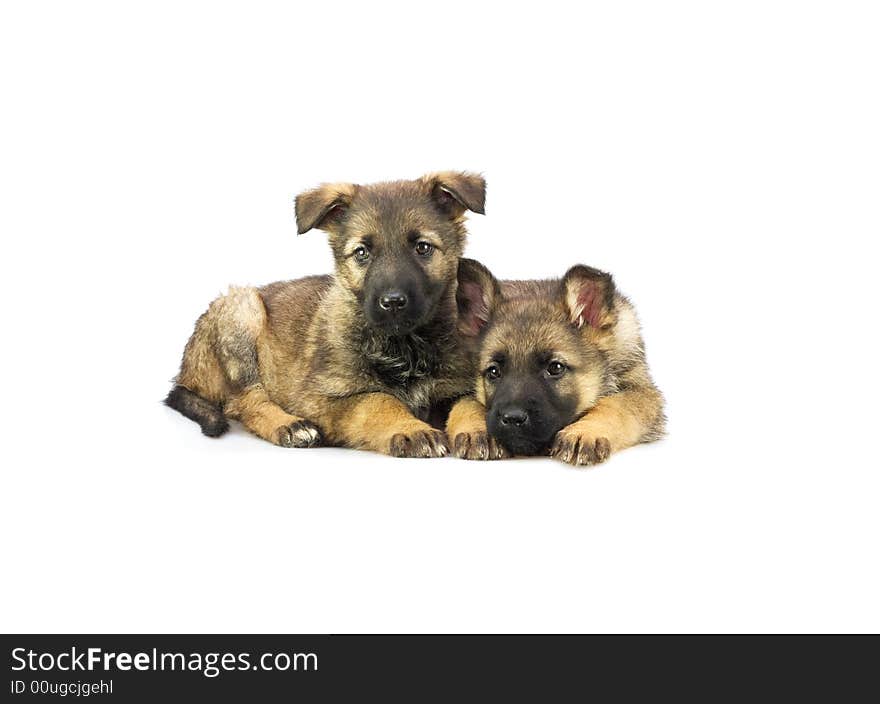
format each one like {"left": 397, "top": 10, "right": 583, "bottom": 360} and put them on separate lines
{"left": 485, "top": 364, "right": 502, "bottom": 381}
{"left": 547, "top": 361, "right": 567, "bottom": 377}
{"left": 353, "top": 246, "right": 370, "bottom": 263}
{"left": 415, "top": 241, "right": 434, "bottom": 257}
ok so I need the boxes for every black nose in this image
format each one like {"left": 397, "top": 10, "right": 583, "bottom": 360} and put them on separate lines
{"left": 379, "top": 291, "right": 408, "bottom": 311}
{"left": 500, "top": 407, "right": 529, "bottom": 426}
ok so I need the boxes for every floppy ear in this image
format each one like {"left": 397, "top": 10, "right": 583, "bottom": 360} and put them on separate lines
{"left": 425, "top": 171, "right": 486, "bottom": 218}
{"left": 294, "top": 183, "right": 357, "bottom": 234}
{"left": 561, "top": 265, "right": 616, "bottom": 329}
{"left": 456, "top": 258, "right": 499, "bottom": 336}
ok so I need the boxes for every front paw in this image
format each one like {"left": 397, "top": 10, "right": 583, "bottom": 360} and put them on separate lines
{"left": 275, "top": 420, "right": 323, "bottom": 448}
{"left": 388, "top": 428, "right": 448, "bottom": 458}
{"left": 451, "top": 431, "right": 509, "bottom": 460}
{"left": 550, "top": 431, "right": 611, "bottom": 466}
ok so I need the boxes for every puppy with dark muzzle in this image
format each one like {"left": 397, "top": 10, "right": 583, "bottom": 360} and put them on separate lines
{"left": 446, "top": 265, "right": 666, "bottom": 466}
{"left": 165, "top": 172, "right": 492, "bottom": 457}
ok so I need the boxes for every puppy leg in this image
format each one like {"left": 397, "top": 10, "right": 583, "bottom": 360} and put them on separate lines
{"left": 210, "top": 286, "right": 321, "bottom": 448}
{"left": 225, "top": 386, "right": 321, "bottom": 448}
{"left": 315, "top": 393, "right": 447, "bottom": 458}
{"left": 551, "top": 386, "right": 665, "bottom": 466}
{"left": 446, "top": 397, "right": 508, "bottom": 460}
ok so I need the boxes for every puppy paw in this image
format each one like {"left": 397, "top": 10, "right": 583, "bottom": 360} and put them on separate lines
{"left": 550, "top": 431, "right": 611, "bottom": 466}
{"left": 275, "top": 420, "right": 322, "bottom": 448}
{"left": 388, "top": 428, "right": 448, "bottom": 458}
{"left": 452, "top": 431, "right": 509, "bottom": 460}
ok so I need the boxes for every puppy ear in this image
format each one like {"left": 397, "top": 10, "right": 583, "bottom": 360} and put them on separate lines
{"left": 425, "top": 171, "right": 486, "bottom": 217}
{"left": 561, "top": 265, "right": 616, "bottom": 329}
{"left": 456, "top": 258, "right": 499, "bottom": 336}
{"left": 294, "top": 183, "right": 357, "bottom": 234}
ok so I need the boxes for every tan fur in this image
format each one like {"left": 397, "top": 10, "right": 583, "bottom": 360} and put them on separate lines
{"left": 322, "top": 392, "right": 447, "bottom": 456}
{"left": 225, "top": 386, "right": 309, "bottom": 446}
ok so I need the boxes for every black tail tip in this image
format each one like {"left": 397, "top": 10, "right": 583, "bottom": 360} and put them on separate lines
{"left": 163, "top": 385, "right": 186, "bottom": 409}
{"left": 201, "top": 417, "right": 230, "bottom": 437}
{"left": 164, "top": 385, "right": 229, "bottom": 438}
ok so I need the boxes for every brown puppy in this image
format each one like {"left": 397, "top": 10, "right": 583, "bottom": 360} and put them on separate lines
{"left": 165, "top": 172, "right": 491, "bottom": 457}
{"left": 446, "top": 265, "right": 665, "bottom": 465}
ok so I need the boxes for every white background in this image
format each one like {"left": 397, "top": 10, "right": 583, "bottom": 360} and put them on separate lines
{"left": 1, "top": 1, "right": 878, "bottom": 633}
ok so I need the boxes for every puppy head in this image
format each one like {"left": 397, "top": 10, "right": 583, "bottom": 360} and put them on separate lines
{"left": 295, "top": 172, "right": 485, "bottom": 335}
{"left": 475, "top": 266, "right": 616, "bottom": 455}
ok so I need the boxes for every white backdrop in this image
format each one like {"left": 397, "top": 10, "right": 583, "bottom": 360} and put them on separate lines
{"left": 1, "top": 1, "right": 878, "bottom": 633}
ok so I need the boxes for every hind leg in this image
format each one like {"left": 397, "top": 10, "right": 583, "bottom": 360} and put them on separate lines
{"left": 225, "top": 386, "right": 321, "bottom": 447}
{"left": 208, "top": 287, "right": 322, "bottom": 448}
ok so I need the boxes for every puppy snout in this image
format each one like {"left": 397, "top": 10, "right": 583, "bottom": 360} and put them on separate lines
{"left": 499, "top": 407, "right": 529, "bottom": 427}
{"left": 379, "top": 291, "right": 408, "bottom": 311}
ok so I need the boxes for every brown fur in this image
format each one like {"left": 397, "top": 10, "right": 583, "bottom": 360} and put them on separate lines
{"left": 447, "top": 265, "right": 665, "bottom": 466}
{"left": 166, "top": 173, "right": 490, "bottom": 457}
